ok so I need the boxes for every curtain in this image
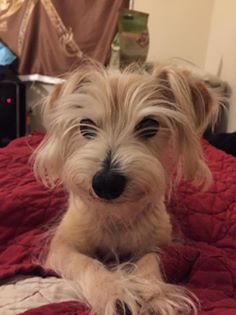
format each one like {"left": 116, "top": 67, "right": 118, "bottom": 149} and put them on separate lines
{"left": 0, "top": 0, "right": 129, "bottom": 77}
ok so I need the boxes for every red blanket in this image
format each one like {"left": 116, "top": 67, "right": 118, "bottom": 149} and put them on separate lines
{"left": 0, "top": 133, "right": 236, "bottom": 315}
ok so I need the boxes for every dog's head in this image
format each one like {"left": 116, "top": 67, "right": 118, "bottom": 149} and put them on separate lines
{"left": 33, "top": 64, "right": 219, "bottom": 211}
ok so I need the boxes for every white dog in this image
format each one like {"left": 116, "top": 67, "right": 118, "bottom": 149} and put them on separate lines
{"left": 33, "top": 63, "right": 220, "bottom": 315}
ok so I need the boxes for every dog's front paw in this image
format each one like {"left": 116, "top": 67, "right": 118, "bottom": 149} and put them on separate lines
{"left": 131, "top": 253, "right": 198, "bottom": 315}
{"left": 83, "top": 271, "right": 141, "bottom": 315}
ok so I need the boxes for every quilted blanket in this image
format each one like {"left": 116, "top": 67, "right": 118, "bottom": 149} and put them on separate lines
{"left": 0, "top": 133, "right": 235, "bottom": 315}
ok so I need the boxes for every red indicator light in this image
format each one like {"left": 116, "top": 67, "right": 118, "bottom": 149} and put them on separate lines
{"left": 6, "top": 98, "right": 12, "bottom": 104}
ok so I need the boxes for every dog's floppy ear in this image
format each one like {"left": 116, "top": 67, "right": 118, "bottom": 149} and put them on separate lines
{"left": 33, "top": 63, "right": 105, "bottom": 187}
{"left": 153, "top": 65, "right": 220, "bottom": 186}
{"left": 31, "top": 83, "right": 63, "bottom": 187}
{"left": 153, "top": 65, "right": 219, "bottom": 135}
{"left": 32, "top": 67, "right": 97, "bottom": 187}
{"left": 184, "top": 71, "right": 219, "bottom": 135}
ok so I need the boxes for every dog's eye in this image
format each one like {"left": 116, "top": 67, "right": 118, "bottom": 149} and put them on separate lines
{"left": 80, "top": 119, "right": 97, "bottom": 139}
{"left": 135, "top": 118, "right": 159, "bottom": 139}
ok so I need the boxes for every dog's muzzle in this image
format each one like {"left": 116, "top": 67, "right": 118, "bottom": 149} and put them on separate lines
{"left": 92, "top": 169, "right": 127, "bottom": 200}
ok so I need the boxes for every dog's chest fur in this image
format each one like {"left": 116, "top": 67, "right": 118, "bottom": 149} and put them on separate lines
{"left": 61, "top": 198, "right": 172, "bottom": 262}
{"left": 97, "top": 205, "right": 172, "bottom": 258}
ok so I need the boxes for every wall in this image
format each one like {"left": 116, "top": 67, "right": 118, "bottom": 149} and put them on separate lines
{"left": 134, "top": 0, "right": 214, "bottom": 67}
{"left": 205, "top": 0, "right": 236, "bottom": 132}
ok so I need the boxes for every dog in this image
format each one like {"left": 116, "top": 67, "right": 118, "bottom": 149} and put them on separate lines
{"left": 33, "top": 62, "right": 220, "bottom": 315}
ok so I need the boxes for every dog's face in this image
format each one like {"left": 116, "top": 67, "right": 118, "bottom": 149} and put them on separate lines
{"left": 33, "top": 64, "right": 219, "bottom": 212}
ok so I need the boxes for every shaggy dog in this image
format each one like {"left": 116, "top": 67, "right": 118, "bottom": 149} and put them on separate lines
{"left": 33, "top": 63, "right": 220, "bottom": 315}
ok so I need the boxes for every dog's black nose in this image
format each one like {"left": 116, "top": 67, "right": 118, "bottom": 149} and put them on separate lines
{"left": 92, "top": 169, "right": 127, "bottom": 200}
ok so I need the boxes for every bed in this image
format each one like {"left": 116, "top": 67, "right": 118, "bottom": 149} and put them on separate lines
{"left": 0, "top": 132, "right": 236, "bottom": 315}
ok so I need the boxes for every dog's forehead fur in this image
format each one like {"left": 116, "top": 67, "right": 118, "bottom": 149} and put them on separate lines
{"left": 45, "top": 64, "right": 219, "bottom": 140}
{"left": 63, "top": 69, "right": 162, "bottom": 129}
{"left": 51, "top": 70, "right": 190, "bottom": 153}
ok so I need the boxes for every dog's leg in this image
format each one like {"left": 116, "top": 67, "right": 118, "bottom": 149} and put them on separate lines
{"left": 132, "top": 253, "right": 198, "bottom": 315}
{"left": 46, "top": 239, "right": 144, "bottom": 315}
